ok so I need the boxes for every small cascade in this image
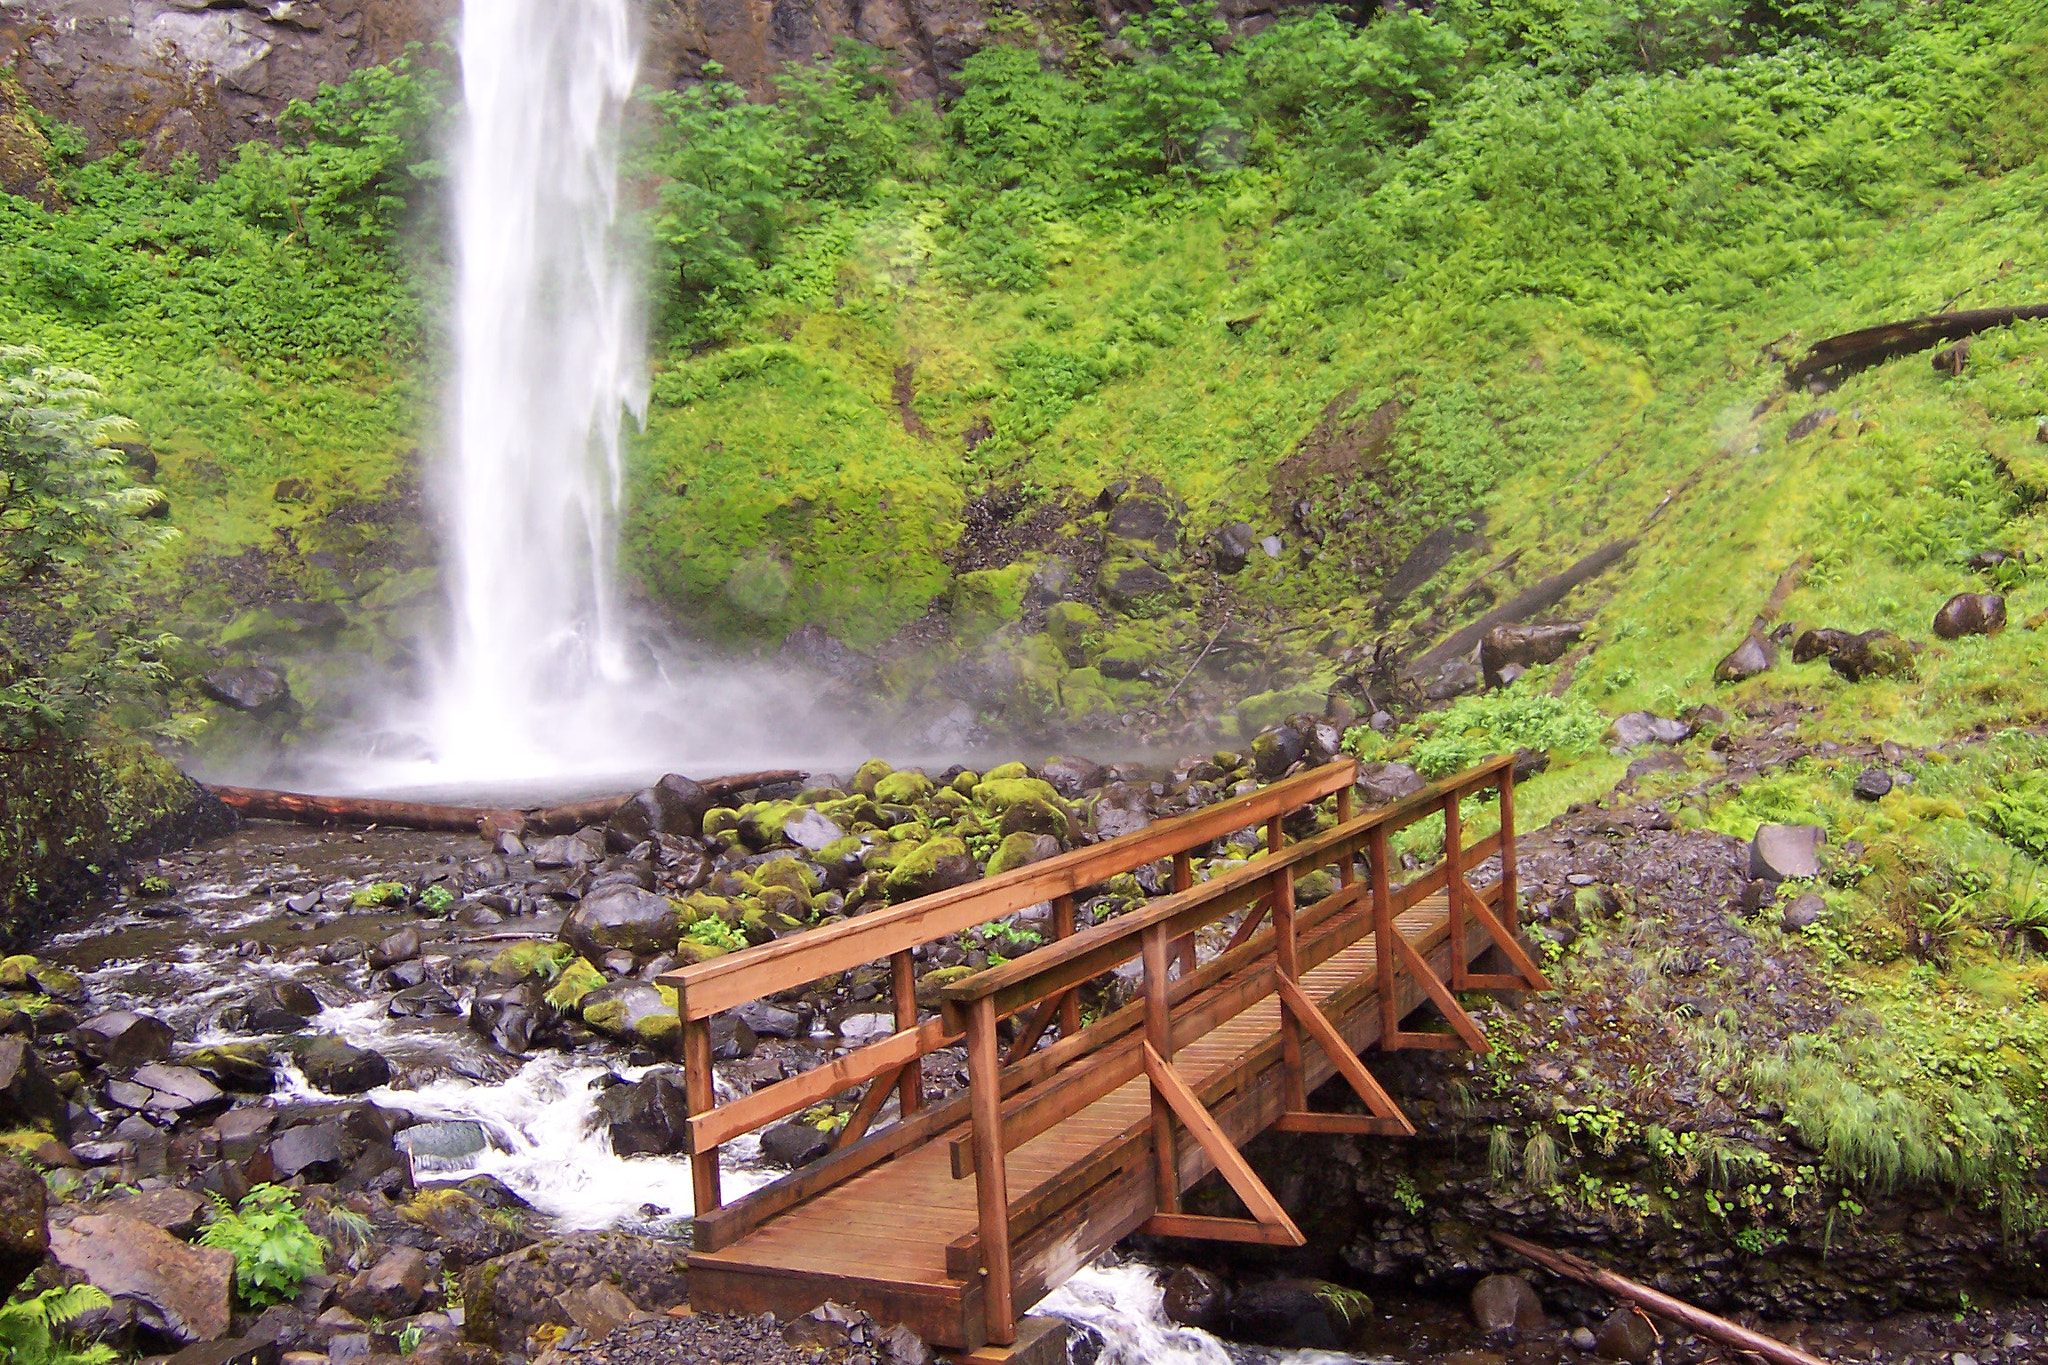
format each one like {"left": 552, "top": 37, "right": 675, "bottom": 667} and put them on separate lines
{"left": 1041, "top": 1262, "right": 1384, "bottom": 1365}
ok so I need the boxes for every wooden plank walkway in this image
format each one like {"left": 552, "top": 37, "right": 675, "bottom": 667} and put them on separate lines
{"left": 663, "top": 755, "right": 1544, "bottom": 1352}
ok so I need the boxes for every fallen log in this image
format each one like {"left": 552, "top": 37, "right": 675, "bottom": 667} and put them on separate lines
{"left": 1489, "top": 1230, "right": 1829, "bottom": 1365}
{"left": 203, "top": 768, "right": 809, "bottom": 837}
{"left": 1787, "top": 305, "right": 2048, "bottom": 391}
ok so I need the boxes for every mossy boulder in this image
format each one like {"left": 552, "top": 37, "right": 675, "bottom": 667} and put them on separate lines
{"left": 950, "top": 564, "right": 1034, "bottom": 642}
{"left": 916, "top": 964, "right": 979, "bottom": 1006}
{"left": 987, "top": 831, "right": 1063, "bottom": 877}
{"left": 737, "top": 800, "right": 801, "bottom": 851}
{"left": 542, "top": 958, "right": 607, "bottom": 1013}
{"left": 579, "top": 982, "right": 679, "bottom": 1047}
{"left": 1045, "top": 601, "right": 1105, "bottom": 665}
{"left": 1100, "top": 559, "right": 1183, "bottom": 617}
{"left": 851, "top": 759, "right": 895, "bottom": 796}
{"left": 873, "top": 770, "right": 934, "bottom": 804}
{"left": 982, "top": 761, "right": 1030, "bottom": 782}
{"left": 883, "top": 837, "right": 981, "bottom": 901}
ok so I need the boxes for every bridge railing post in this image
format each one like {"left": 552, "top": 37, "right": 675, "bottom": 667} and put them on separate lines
{"left": 964, "top": 995, "right": 1015, "bottom": 1344}
{"left": 1443, "top": 790, "right": 1466, "bottom": 990}
{"left": 1142, "top": 923, "right": 1178, "bottom": 1216}
{"left": 1053, "top": 893, "right": 1081, "bottom": 1038}
{"left": 1371, "top": 823, "right": 1396, "bottom": 1041}
{"left": 682, "top": 1015, "right": 722, "bottom": 1215}
{"left": 1499, "top": 767, "right": 1518, "bottom": 934}
{"left": 891, "top": 950, "right": 921, "bottom": 1117}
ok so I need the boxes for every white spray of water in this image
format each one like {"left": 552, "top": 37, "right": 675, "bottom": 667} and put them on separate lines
{"left": 421, "top": 0, "right": 645, "bottom": 786}
{"left": 1040, "top": 1262, "right": 1389, "bottom": 1365}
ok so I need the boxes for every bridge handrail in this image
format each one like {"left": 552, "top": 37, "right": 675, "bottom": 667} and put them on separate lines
{"left": 937, "top": 754, "right": 1513, "bottom": 1020}
{"left": 663, "top": 759, "right": 1359, "bottom": 1022}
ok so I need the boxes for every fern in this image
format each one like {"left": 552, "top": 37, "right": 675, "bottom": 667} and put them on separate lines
{"left": 0, "top": 1285, "right": 118, "bottom": 1365}
{"left": 199, "top": 1184, "right": 328, "bottom": 1306}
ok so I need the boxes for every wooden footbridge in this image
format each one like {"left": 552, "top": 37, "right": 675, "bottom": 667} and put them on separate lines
{"left": 658, "top": 754, "right": 1547, "bottom": 1354}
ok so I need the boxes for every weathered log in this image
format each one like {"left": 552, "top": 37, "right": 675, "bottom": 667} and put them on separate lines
{"left": 202, "top": 768, "right": 808, "bottom": 837}
{"left": 1489, "top": 1231, "right": 1829, "bottom": 1365}
{"left": 1787, "top": 305, "right": 2048, "bottom": 391}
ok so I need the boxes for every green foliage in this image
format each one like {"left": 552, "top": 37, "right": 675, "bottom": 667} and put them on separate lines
{"left": 0, "top": 1285, "right": 117, "bottom": 1365}
{"left": 418, "top": 884, "right": 456, "bottom": 915}
{"left": 1980, "top": 774, "right": 2048, "bottom": 861}
{"left": 1390, "top": 688, "right": 1607, "bottom": 779}
{"left": 1091, "top": 4, "right": 1245, "bottom": 191}
{"left": 685, "top": 915, "right": 748, "bottom": 953}
{"left": 0, "top": 349, "right": 173, "bottom": 747}
{"left": 348, "top": 881, "right": 409, "bottom": 908}
{"left": 199, "top": 1184, "right": 328, "bottom": 1307}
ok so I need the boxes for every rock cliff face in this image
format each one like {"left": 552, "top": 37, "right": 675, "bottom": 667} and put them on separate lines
{"left": 0, "top": 0, "right": 449, "bottom": 171}
{"left": 0, "top": 0, "right": 1313, "bottom": 172}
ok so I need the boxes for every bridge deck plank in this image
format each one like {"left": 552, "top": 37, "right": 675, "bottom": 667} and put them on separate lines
{"left": 688, "top": 894, "right": 1464, "bottom": 1346}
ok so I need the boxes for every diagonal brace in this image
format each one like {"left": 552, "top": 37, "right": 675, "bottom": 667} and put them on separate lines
{"left": 1386, "top": 923, "right": 1491, "bottom": 1053}
{"left": 1449, "top": 875, "right": 1553, "bottom": 991}
{"left": 1273, "top": 973, "right": 1416, "bottom": 1136}
{"left": 1139, "top": 1042, "right": 1304, "bottom": 1246}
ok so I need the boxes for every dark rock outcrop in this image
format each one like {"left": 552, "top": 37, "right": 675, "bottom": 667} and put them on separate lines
{"left": 0, "top": 1151, "right": 47, "bottom": 1293}
{"left": 461, "top": 1232, "right": 691, "bottom": 1353}
{"left": 49, "top": 1213, "right": 235, "bottom": 1343}
{"left": 1480, "top": 623, "right": 1583, "bottom": 689}
{"left": 562, "top": 884, "right": 682, "bottom": 961}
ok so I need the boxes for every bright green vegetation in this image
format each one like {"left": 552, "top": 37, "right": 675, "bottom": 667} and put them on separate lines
{"left": 199, "top": 1183, "right": 329, "bottom": 1306}
{"left": 0, "top": 1285, "right": 117, "bottom": 1365}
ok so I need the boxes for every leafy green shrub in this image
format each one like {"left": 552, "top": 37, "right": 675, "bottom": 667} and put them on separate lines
{"left": 1091, "top": 3, "right": 1245, "bottom": 192}
{"left": 349, "top": 882, "right": 409, "bottom": 908}
{"left": 0, "top": 1285, "right": 117, "bottom": 1365}
{"left": 685, "top": 916, "right": 747, "bottom": 953}
{"left": 417, "top": 884, "right": 455, "bottom": 915}
{"left": 199, "top": 1184, "right": 328, "bottom": 1306}
{"left": 1396, "top": 689, "right": 1607, "bottom": 779}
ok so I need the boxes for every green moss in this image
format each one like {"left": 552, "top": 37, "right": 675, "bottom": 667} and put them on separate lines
{"left": 873, "top": 770, "right": 934, "bottom": 804}
{"left": 883, "top": 835, "right": 974, "bottom": 901}
{"left": 542, "top": 957, "right": 606, "bottom": 1012}
{"left": 985, "top": 830, "right": 1048, "bottom": 876}
{"left": 488, "top": 941, "right": 575, "bottom": 983}
{"left": 851, "top": 759, "right": 895, "bottom": 796}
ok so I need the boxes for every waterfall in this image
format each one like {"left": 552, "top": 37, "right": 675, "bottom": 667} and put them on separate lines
{"left": 426, "top": 0, "right": 646, "bottom": 785}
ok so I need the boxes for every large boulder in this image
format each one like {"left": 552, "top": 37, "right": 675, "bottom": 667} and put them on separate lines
{"left": 607, "top": 774, "right": 716, "bottom": 845}
{"left": 76, "top": 1010, "right": 175, "bottom": 1068}
{"left": 461, "top": 1233, "right": 691, "bottom": 1352}
{"left": 1099, "top": 560, "right": 1181, "bottom": 616}
{"left": 0, "top": 1035, "right": 67, "bottom": 1137}
{"left": 1792, "top": 627, "right": 1854, "bottom": 664}
{"left": 49, "top": 1213, "right": 235, "bottom": 1343}
{"left": 219, "top": 982, "right": 323, "bottom": 1033}
{"left": 1225, "top": 1278, "right": 1373, "bottom": 1352}
{"left": 882, "top": 838, "right": 980, "bottom": 902}
{"left": 294, "top": 1037, "right": 391, "bottom": 1095}
{"left": 338, "top": 1246, "right": 431, "bottom": 1320}
{"left": 1594, "top": 1306, "right": 1659, "bottom": 1363}
{"left": 1470, "top": 1274, "right": 1545, "bottom": 1338}
{"left": 1830, "top": 630, "right": 1916, "bottom": 682}
{"left": 1480, "top": 623, "right": 1583, "bottom": 689}
{"left": 1162, "top": 1266, "right": 1230, "bottom": 1330}
{"left": 577, "top": 983, "right": 678, "bottom": 1048}
{"left": 1933, "top": 592, "right": 2006, "bottom": 640}
{"left": 1355, "top": 763, "right": 1424, "bottom": 808}
{"left": 594, "top": 1071, "right": 690, "bottom": 1156}
{"left": 1104, "top": 493, "right": 1180, "bottom": 552}
{"left": 1249, "top": 726, "right": 1307, "bottom": 781}
{"left": 1607, "top": 712, "right": 1689, "bottom": 751}
{"left": 1038, "top": 755, "right": 1105, "bottom": 798}
{"left": 396, "top": 1188, "right": 532, "bottom": 1267}
{"left": 1090, "top": 784, "right": 1154, "bottom": 841}
{"left": 0, "top": 1152, "right": 48, "bottom": 1293}
{"left": 1209, "top": 521, "right": 1256, "bottom": 574}
{"left": 561, "top": 885, "right": 682, "bottom": 960}
{"left": 469, "top": 982, "right": 551, "bottom": 1055}
{"left": 1750, "top": 824, "right": 1825, "bottom": 882}
{"left": 1714, "top": 633, "right": 1774, "bottom": 683}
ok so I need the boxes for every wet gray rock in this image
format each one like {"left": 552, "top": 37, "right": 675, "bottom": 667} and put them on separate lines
{"left": 165, "top": 1335, "right": 283, "bottom": 1365}
{"left": 461, "top": 1232, "right": 691, "bottom": 1352}
{"left": 1091, "top": 783, "right": 1154, "bottom": 841}
{"left": 295, "top": 1036, "right": 391, "bottom": 1095}
{"left": 1163, "top": 1265, "right": 1230, "bottom": 1330}
{"left": 396, "top": 1121, "right": 495, "bottom": 1176}
{"left": 396, "top": 1187, "right": 529, "bottom": 1267}
{"left": 1355, "top": 762, "right": 1424, "bottom": 807}
{"left": 1423, "top": 658, "right": 1481, "bottom": 701}
{"left": 1608, "top": 712, "right": 1690, "bottom": 751}
{"left": 0, "top": 1035, "right": 67, "bottom": 1138}
{"left": 1828, "top": 629, "right": 1916, "bottom": 682}
{"left": 50, "top": 1213, "right": 235, "bottom": 1343}
{"left": 469, "top": 981, "right": 549, "bottom": 1055}
{"left": 129, "top": 1063, "right": 226, "bottom": 1117}
{"left": 594, "top": 1071, "right": 689, "bottom": 1156}
{"left": 0, "top": 1151, "right": 47, "bottom": 1293}
{"left": 184, "top": 1043, "right": 277, "bottom": 1093}
{"left": 1210, "top": 521, "right": 1256, "bottom": 574}
{"left": 1038, "top": 754, "right": 1106, "bottom": 798}
{"left": 1470, "top": 1274, "right": 1544, "bottom": 1338}
{"left": 388, "top": 982, "right": 461, "bottom": 1018}
{"left": 76, "top": 1010, "right": 175, "bottom": 1067}
{"left": 781, "top": 807, "right": 846, "bottom": 851}
{"left": 368, "top": 927, "right": 420, "bottom": 970}
{"left": 761, "top": 1118, "right": 833, "bottom": 1168}
{"left": 1793, "top": 627, "right": 1855, "bottom": 664}
{"left": 103, "top": 1187, "right": 207, "bottom": 1238}
{"left": 1480, "top": 623, "right": 1584, "bottom": 689}
{"left": 221, "top": 981, "right": 323, "bottom": 1032}
{"left": 339, "top": 1246, "right": 431, "bottom": 1320}
{"left": 1105, "top": 494, "right": 1180, "bottom": 552}
{"left": 561, "top": 884, "right": 682, "bottom": 960}
{"left": 269, "top": 1123, "right": 346, "bottom": 1180}
{"left": 199, "top": 666, "right": 291, "bottom": 715}
{"left": 736, "top": 1001, "right": 805, "bottom": 1039}
{"left": 1225, "top": 1278, "right": 1371, "bottom": 1352}
{"left": 1714, "top": 632, "right": 1775, "bottom": 683}
{"left": 1250, "top": 726, "right": 1307, "bottom": 781}
{"left": 1853, "top": 767, "right": 1893, "bottom": 801}
{"left": 1933, "top": 592, "right": 2006, "bottom": 640}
